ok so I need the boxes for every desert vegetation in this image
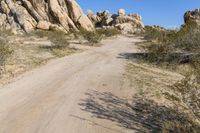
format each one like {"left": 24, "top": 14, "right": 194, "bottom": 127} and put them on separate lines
{"left": 0, "top": 30, "right": 73, "bottom": 84}
{"left": 133, "top": 20, "right": 200, "bottom": 132}
{"left": 0, "top": 38, "right": 13, "bottom": 73}
{"left": 0, "top": 27, "right": 121, "bottom": 85}
{"left": 74, "top": 28, "right": 121, "bottom": 45}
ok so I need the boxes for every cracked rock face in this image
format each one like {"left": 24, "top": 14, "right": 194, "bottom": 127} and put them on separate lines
{"left": 0, "top": 0, "right": 95, "bottom": 33}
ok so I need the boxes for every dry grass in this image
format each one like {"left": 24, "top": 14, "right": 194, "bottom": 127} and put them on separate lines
{"left": 0, "top": 30, "right": 78, "bottom": 85}
{"left": 125, "top": 62, "right": 200, "bottom": 132}
{"left": 132, "top": 21, "right": 200, "bottom": 131}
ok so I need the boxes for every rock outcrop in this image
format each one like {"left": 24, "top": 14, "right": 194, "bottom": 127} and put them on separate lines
{"left": 184, "top": 9, "right": 200, "bottom": 24}
{"left": 87, "top": 9, "right": 144, "bottom": 34}
{"left": 0, "top": 0, "right": 95, "bottom": 33}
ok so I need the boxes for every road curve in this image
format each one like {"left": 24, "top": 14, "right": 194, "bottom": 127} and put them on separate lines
{"left": 0, "top": 36, "right": 141, "bottom": 133}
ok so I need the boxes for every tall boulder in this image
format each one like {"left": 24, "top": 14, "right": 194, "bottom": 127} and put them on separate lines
{"left": 0, "top": 0, "right": 94, "bottom": 33}
{"left": 66, "top": 0, "right": 94, "bottom": 31}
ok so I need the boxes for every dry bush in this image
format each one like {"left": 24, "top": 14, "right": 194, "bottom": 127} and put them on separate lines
{"left": 140, "top": 42, "right": 175, "bottom": 63}
{"left": 0, "top": 39, "right": 13, "bottom": 74}
{"left": 172, "top": 77, "right": 200, "bottom": 120}
{"left": 77, "top": 29, "right": 103, "bottom": 44}
{"left": 141, "top": 22, "right": 200, "bottom": 65}
{"left": 0, "top": 40, "right": 12, "bottom": 66}
{"left": 175, "top": 20, "right": 200, "bottom": 51}
{"left": 31, "top": 30, "right": 70, "bottom": 48}
{"left": 0, "top": 29, "right": 14, "bottom": 67}
{"left": 161, "top": 120, "right": 200, "bottom": 133}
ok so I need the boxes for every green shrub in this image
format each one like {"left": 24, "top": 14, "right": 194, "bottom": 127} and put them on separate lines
{"left": 144, "top": 26, "right": 167, "bottom": 42}
{"left": 141, "top": 22, "right": 200, "bottom": 64}
{"left": 78, "top": 29, "right": 103, "bottom": 44}
{"left": 31, "top": 30, "right": 70, "bottom": 48}
{"left": 175, "top": 22, "right": 200, "bottom": 51}
{"left": 144, "top": 26, "right": 178, "bottom": 43}
{"left": 140, "top": 42, "right": 174, "bottom": 63}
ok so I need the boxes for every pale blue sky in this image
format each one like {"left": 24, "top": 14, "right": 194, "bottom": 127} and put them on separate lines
{"left": 77, "top": 0, "right": 200, "bottom": 28}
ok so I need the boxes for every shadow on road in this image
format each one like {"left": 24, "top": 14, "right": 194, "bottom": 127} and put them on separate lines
{"left": 79, "top": 91, "right": 197, "bottom": 133}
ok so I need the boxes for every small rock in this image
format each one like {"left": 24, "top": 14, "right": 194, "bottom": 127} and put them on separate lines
{"left": 36, "top": 21, "right": 51, "bottom": 30}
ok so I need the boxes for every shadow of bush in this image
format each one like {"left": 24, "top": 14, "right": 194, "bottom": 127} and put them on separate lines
{"left": 79, "top": 91, "right": 200, "bottom": 133}
{"left": 117, "top": 52, "right": 193, "bottom": 64}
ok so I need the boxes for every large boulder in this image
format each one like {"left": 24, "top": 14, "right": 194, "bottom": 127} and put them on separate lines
{"left": 116, "top": 23, "right": 134, "bottom": 33}
{"left": 87, "top": 10, "right": 101, "bottom": 25}
{"left": 0, "top": 0, "right": 95, "bottom": 33}
{"left": 36, "top": 21, "right": 51, "bottom": 30}
{"left": 184, "top": 9, "right": 200, "bottom": 24}
{"left": 77, "top": 14, "right": 95, "bottom": 31}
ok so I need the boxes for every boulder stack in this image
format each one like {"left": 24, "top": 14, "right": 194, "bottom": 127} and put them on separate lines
{"left": 88, "top": 9, "right": 144, "bottom": 34}
{"left": 184, "top": 9, "right": 200, "bottom": 24}
{"left": 0, "top": 0, "right": 95, "bottom": 33}
{"left": 118, "top": 9, "right": 125, "bottom": 16}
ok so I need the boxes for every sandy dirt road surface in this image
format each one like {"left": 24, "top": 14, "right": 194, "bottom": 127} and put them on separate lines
{"left": 0, "top": 36, "right": 142, "bottom": 133}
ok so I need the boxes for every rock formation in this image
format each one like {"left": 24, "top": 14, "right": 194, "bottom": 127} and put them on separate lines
{"left": 184, "top": 9, "right": 200, "bottom": 24}
{"left": 87, "top": 9, "right": 144, "bottom": 34}
{"left": 0, "top": 0, "right": 94, "bottom": 33}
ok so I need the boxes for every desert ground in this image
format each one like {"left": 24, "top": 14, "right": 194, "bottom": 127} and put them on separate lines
{"left": 0, "top": 36, "right": 184, "bottom": 133}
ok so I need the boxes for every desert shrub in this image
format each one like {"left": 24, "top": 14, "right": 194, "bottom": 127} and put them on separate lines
{"left": 144, "top": 26, "right": 167, "bottom": 42}
{"left": 0, "top": 39, "right": 13, "bottom": 67}
{"left": 96, "top": 28, "right": 121, "bottom": 37}
{"left": 0, "top": 29, "right": 13, "bottom": 37}
{"left": 77, "top": 29, "right": 103, "bottom": 44}
{"left": 140, "top": 42, "right": 175, "bottom": 63}
{"left": 161, "top": 120, "right": 200, "bottom": 133}
{"left": 31, "top": 30, "right": 70, "bottom": 48}
{"left": 140, "top": 22, "right": 200, "bottom": 132}
{"left": 30, "top": 30, "right": 72, "bottom": 57}
{"left": 175, "top": 21, "right": 200, "bottom": 51}
{"left": 140, "top": 26, "right": 179, "bottom": 64}
{"left": 171, "top": 77, "right": 200, "bottom": 121}
{"left": 141, "top": 22, "right": 200, "bottom": 65}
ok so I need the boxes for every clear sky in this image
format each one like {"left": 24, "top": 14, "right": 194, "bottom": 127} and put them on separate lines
{"left": 77, "top": 0, "right": 200, "bottom": 28}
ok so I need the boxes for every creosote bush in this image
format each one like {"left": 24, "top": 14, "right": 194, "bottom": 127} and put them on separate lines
{"left": 141, "top": 21, "right": 200, "bottom": 64}
{"left": 77, "top": 29, "right": 103, "bottom": 44}
{"left": 0, "top": 39, "right": 13, "bottom": 67}
{"left": 29, "top": 30, "right": 74, "bottom": 58}
{"left": 74, "top": 28, "right": 121, "bottom": 45}
{"left": 31, "top": 30, "right": 70, "bottom": 49}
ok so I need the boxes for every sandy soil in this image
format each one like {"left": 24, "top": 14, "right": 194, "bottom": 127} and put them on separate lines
{"left": 0, "top": 36, "right": 146, "bottom": 133}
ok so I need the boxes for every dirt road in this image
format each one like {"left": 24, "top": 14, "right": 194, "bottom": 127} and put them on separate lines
{"left": 0, "top": 36, "right": 142, "bottom": 133}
